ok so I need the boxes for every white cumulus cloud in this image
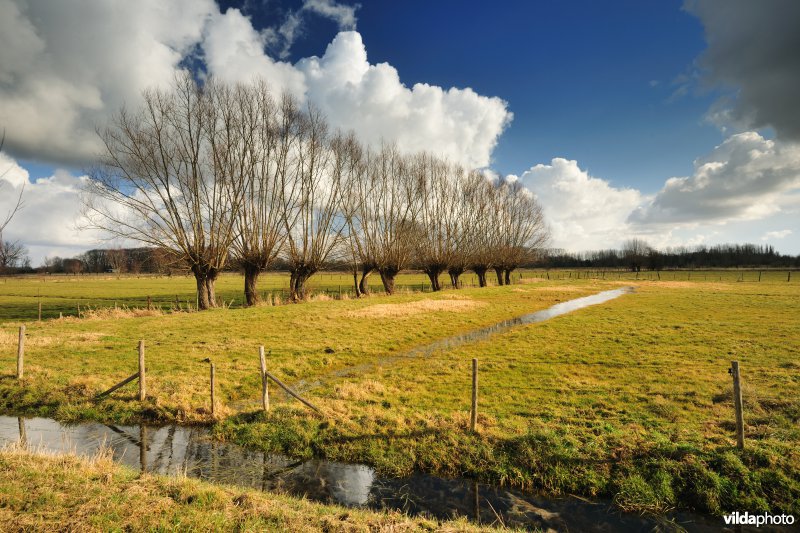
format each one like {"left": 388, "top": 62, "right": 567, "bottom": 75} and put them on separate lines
{"left": 0, "top": 152, "right": 106, "bottom": 264}
{"left": 517, "top": 158, "right": 645, "bottom": 250}
{"left": 628, "top": 132, "right": 800, "bottom": 225}
{"left": 0, "top": 1, "right": 510, "bottom": 170}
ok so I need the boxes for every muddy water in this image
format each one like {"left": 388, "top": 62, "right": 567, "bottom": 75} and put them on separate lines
{"left": 2, "top": 416, "right": 750, "bottom": 532}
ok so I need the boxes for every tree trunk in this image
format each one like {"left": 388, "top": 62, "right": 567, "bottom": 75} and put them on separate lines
{"left": 352, "top": 268, "right": 361, "bottom": 297}
{"left": 192, "top": 265, "right": 218, "bottom": 310}
{"left": 379, "top": 268, "right": 398, "bottom": 295}
{"left": 504, "top": 268, "right": 513, "bottom": 285}
{"left": 494, "top": 267, "right": 504, "bottom": 286}
{"left": 243, "top": 264, "right": 261, "bottom": 307}
{"left": 359, "top": 266, "right": 373, "bottom": 296}
{"left": 474, "top": 267, "right": 488, "bottom": 288}
{"left": 448, "top": 266, "right": 464, "bottom": 289}
{"left": 289, "top": 269, "right": 312, "bottom": 302}
{"left": 205, "top": 272, "right": 218, "bottom": 308}
{"left": 424, "top": 267, "right": 444, "bottom": 291}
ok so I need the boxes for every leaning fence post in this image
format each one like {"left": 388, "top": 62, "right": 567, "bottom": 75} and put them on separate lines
{"left": 17, "top": 325, "right": 25, "bottom": 379}
{"left": 730, "top": 361, "right": 745, "bottom": 449}
{"left": 210, "top": 362, "right": 217, "bottom": 417}
{"left": 470, "top": 358, "right": 478, "bottom": 432}
{"left": 259, "top": 346, "right": 269, "bottom": 412}
{"left": 138, "top": 340, "right": 146, "bottom": 401}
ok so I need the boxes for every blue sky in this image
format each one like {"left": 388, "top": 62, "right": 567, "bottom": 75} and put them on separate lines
{"left": 1, "top": 0, "right": 798, "bottom": 263}
{"left": 251, "top": 0, "right": 722, "bottom": 187}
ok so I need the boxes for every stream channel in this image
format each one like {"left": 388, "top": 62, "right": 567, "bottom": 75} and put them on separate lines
{"left": 1, "top": 288, "right": 779, "bottom": 531}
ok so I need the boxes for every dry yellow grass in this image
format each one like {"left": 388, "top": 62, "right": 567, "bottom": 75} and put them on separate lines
{"left": 348, "top": 296, "right": 487, "bottom": 318}
{"left": 0, "top": 446, "right": 505, "bottom": 532}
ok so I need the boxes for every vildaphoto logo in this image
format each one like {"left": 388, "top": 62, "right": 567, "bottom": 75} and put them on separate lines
{"left": 723, "top": 512, "right": 795, "bottom": 527}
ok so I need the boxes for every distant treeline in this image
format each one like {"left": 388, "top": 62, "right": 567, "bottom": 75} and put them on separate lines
{"left": 4, "top": 242, "right": 797, "bottom": 277}
{"left": 539, "top": 243, "right": 800, "bottom": 270}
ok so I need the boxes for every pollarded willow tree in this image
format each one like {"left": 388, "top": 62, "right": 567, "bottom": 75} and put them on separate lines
{"left": 411, "top": 153, "right": 462, "bottom": 291}
{"left": 231, "top": 88, "right": 296, "bottom": 306}
{"left": 491, "top": 178, "right": 549, "bottom": 285}
{"left": 343, "top": 143, "right": 418, "bottom": 295}
{"left": 85, "top": 74, "right": 246, "bottom": 309}
{"left": 280, "top": 106, "right": 349, "bottom": 301}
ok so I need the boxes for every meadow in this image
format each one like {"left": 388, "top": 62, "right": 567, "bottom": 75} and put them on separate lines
{"left": 0, "top": 270, "right": 798, "bottom": 518}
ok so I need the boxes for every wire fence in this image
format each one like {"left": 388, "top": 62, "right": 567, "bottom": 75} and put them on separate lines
{"left": 7, "top": 327, "right": 795, "bottom": 451}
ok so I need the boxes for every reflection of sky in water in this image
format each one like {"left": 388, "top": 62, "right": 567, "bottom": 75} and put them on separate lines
{"left": 1, "top": 416, "right": 746, "bottom": 532}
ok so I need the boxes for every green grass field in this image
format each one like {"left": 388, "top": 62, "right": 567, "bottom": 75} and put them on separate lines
{"left": 0, "top": 271, "right": 798, "bottom": 517}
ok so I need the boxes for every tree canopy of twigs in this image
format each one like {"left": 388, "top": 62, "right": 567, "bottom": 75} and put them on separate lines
{"left": 0, "top": 131, "right": 26, "bottom": 272}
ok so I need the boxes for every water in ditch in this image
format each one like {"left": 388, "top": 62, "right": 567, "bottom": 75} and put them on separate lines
{"left": 295, "top": 287, "right": 636, "bottom": 393}
{"left": 1, "top": 416, "right": 759, "bottom": 532}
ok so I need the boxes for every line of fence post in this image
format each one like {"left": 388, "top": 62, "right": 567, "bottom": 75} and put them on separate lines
{"left": 210, "top": 361, "right": 217, "bottom": 417}
{"left": 471, "top": 358, "right": 478, "bottom": 432}
{"left": 730, "top": 360, "right": 745, "bottom": 449}
{"left": 259, "top": 346, "right": 269, "bottom": 412}
{"left": 138, "top": 340, "right": 146, "bottom": 401}
{"left": 17, "top": 325, "right": 25, "bottom": 379}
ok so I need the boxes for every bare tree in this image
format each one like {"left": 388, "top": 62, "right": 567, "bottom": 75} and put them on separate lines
{"left": 62, "top": 258, "right": 84, "bottom": 275}
{"left": 0, "top": 132, "right": 25, "bottom": 265}
{"left": 336, "top": 133, "right": 370, "bottom": 296}
{"left": 280, "top": 106, "right": 347, "bottom": 301}
{"left": 0, "top": 240, "right": 28, "bottom": 270}
{"left": 85, "top": 75, "right": 246, "bottom": 309}
{"left": 230, "top": 85, "right": 292, "bottom": 306}
{"left": 105, "top": 248, "right": 127, "bottom": 273}
{"left": 461, "top": 171, "right": 497, "bottom": 287}
{"left": 492, "top": 178, "right": 549, "bottom": 285}
{"left": 349, "top": 144, "right": 417, "bottom": 295}
{"left": 412, "top": 154, "right": 462, "bottom": 291}
{"left": 622, "top": 238, "right": 650, "bottom": 272}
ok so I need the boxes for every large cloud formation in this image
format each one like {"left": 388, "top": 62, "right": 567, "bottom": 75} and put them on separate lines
{"left": 0, "top": 153, "right": 106, "bottom": 261}
{"left": 517, "top": 158, "right": 644, "bottom": 250}
{"left": 686, "top": 0, "right": 800, "bottom": 141}
{"left": 518, "top": 134, "right": 800, "bottom": 252}
{"left": 629, "top": 132, "right": 800, "bottom": 225}
{"left": 0, "top": 0, "right": 510, "bottom": 169}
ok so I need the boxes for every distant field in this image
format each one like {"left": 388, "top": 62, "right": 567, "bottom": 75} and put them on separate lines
{"left": 0, "top": 270, "right": 446, "bottom": 323}
{"left": 0, "top": 268, "right": 794, "bottom": 323}
{"left": 0, "top": 272, "right": 798, "bottom": 515}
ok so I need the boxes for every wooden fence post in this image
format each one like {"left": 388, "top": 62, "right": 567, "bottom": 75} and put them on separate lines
{"left": 138, "top": 340, "right": 146, "bottom": 401}
{"left": 210, "top": 362, "right": 216, "bottom": 417}
{"left": 259, "top": 346, "right": 269, "bottom": 412}
{"left": 147, "top": 295, "right": 152, "bottom": 310}
{"left": 38, "top": 301, "right": 42, "bottom": 322}
{"left": 17, "top": 325, "right": 25, "bottom": 379}
{"left": 730, "top": 361, "right": 745, "bottom": 449}
{"left": 470, "top": 358, "right": 478, "bottom": 432}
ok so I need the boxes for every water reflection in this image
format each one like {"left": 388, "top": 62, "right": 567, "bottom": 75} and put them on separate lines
{"left": 0, "top": 416, "right": 762, "bottom": 532}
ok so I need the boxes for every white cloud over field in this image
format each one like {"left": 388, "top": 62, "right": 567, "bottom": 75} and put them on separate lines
{"left": 0, "top": 0, "right": 510, "bottom": 169}
{"left": 519, "top": 133, "right": 800, "bottom": 253}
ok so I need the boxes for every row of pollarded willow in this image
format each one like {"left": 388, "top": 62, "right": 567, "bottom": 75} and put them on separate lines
{"left": 85, "top": 74, "right": 548, "bottom": 309}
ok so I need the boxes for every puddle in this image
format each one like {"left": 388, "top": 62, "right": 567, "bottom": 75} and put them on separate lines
{"left": 1, "top": 415, "right": 773, "bottom": 532}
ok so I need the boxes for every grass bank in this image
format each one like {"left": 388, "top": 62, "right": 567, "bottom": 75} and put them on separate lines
{"left": 0, "top": 446, "right": 500, "bottom": 532}
{"left": 1, "top": 275, "right": 798, "bottom": 517}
